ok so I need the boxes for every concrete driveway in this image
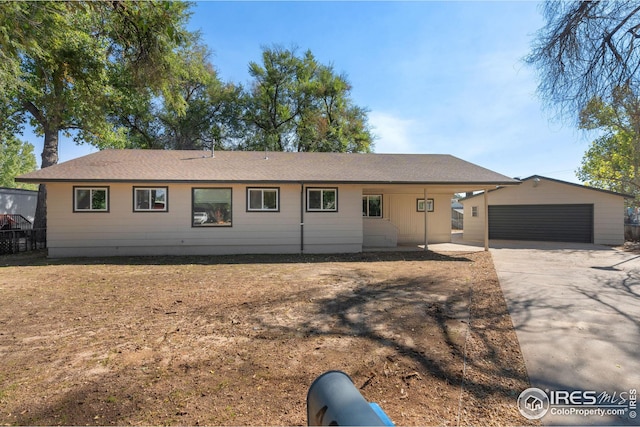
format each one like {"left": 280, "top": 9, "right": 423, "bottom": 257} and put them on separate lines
{"left": 490, "top": 241, "right": 640, "bottom": 426}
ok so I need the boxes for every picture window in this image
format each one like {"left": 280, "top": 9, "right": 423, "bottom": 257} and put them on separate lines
{"left": 192, "top": 188, "right": 232, "bottom": 227}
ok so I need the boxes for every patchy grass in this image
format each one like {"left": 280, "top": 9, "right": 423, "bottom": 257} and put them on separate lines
{"left": 0, "top": 251, "right": 536, "bottom": 426}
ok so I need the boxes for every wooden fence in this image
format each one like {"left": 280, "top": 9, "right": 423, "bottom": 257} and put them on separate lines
{"left": 0, "top": 229, "right": 46, "bottom": 255}
{"left": 625, "top": 224, "right": 640, "bottom": 241}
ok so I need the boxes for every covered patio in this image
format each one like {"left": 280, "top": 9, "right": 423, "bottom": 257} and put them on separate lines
{"left": 362, "top": 184, "right": 501, "bottom": 252}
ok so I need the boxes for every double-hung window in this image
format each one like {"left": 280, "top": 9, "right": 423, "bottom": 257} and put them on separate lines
{"left": 307, "top": 188, "right": 337, "bottom": 212}
{"left": 362, "top": 195, "right": 382, "bottom": 217}
{"left": 134, "top": 187, "right": 168, "bottom": 212}
{"left": 247, "top": 188, "right": 279, "bottom": 212}
{"left": 74, "top": 187, "right": 109, "bottom": 212}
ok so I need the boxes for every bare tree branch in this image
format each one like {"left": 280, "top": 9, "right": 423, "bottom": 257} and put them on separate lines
{"left": 527, "top": 1, "right": 640, "bottom": 123}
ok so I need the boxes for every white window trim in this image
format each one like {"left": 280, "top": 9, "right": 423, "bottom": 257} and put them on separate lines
{"left": 247, "top": 188, "right": 279, "bottom": 212}
{"left": 306, "top": 188, "right": 338, "bottom": 212}
{"left": 73, "top": 186, "right": 109, "bottom": 212}
{"left": 363, "top": 194, "right": 382, "bottom": 218}
{"left": 133, "top": 187, "right": 168, "bottom": 212}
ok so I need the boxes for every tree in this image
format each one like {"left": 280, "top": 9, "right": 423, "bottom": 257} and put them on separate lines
{"left": 243, "top": 46, "right": 315, "bottom": 151}
{"left": 0, "top": 134, "right": 37, "bottom": 190}
{"left": 155, "top": 43, "right": 245, "bottom": 152}
{"left": 243, "top": 46, "right": 373, "bottom": 152}
{"left": 577, "top": 86, "right": 640, "bottom": 198}
{"left": 0, "top": 1, "right": 194, "bottom": 231}
{"left": 108, "top": 37, "right": 245, "bottom": 152}
{"left": 298, "top": 66, "right": 372, "bottom": 152}
{"left": 527, "top": 1, "right": 640, "bottom": 122}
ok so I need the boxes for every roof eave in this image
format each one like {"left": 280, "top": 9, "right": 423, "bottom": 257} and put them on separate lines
{"left": 459, "top": 176, "right": 635, "bottom": 201}
{"left": 523, "top": 175, "right": 636, "bottom": 199}
{"left": 15, "top": 177, "right": 521, "bottom": 186}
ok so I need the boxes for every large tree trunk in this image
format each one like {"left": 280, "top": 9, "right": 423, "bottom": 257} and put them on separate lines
{"left": 33, "top": 127, "right": 59, "bottom": 242}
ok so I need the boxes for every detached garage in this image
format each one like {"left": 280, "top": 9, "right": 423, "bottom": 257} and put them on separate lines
{"left": 461, "top": 175, "right": 632, "bottom": 245}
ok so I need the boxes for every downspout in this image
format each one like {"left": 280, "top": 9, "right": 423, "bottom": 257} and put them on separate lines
{"left": 300, "top": 182, "right": 304, "bottom": 253}
{"left": 424, "top": 187, "right": 429, "bottom": 251}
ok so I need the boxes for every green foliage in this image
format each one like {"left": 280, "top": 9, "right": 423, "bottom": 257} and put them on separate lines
{"left": 0, "top": 1, "right": 196, "bottom": 229}
{"left": 577, "top": 86, "right": 640, "bottom": 198}
{"left": 242, "top": 46, "right": 373, "bottom": 153}
{"left": 0, "top": 1, "right": 194, "bottom": 159}
{"left": 110, "top": 36, "right": 244, "bottom": 151}
{"left": 156, "top": 41, "right": 245, "bottom": 151}
{"left": 0, "top": 5, "right": 373, "bottom": 160}
{"left": 120, "top": 44, "right": 374, "bottom": 153}
{"left": 0, "top": 134, "right": 37, "bottom": 190}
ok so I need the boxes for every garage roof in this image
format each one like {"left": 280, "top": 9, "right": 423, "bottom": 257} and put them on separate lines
{"left": 461, "top": 175, "right": 635, "bottom": 200}
{"left": 16, "top": 149, "right": 520, "bottom": 186}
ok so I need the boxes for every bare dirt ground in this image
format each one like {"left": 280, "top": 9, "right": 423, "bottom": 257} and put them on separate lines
{"left": 0, "top": 250, "right": 536, "bottom": 426}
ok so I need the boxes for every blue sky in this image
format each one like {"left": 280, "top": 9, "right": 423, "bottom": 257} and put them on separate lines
{"left": 28, "top": 1, "right": 592, "bottom": 183}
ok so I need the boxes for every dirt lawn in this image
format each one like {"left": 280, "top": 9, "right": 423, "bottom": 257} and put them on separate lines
{"left": 0, "top": 250, "right": 536, "bottom": 426}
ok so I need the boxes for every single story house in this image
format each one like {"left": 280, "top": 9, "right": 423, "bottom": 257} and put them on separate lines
{"left": 461, "top": 175, "right": 633, "bottom": 245}
{"left": 16, "top": 149, "right": 518, "bottom": 257}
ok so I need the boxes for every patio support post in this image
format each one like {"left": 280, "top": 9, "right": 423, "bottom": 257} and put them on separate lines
{"left": 424, "top": 187, "right": 428, "bottom": 251}
{"left": 483, "top": 188, "right": 489, "bottom": 251}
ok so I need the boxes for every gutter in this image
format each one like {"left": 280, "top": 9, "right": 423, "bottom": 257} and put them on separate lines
{"left": 300, "top": 181, "right": 304, "bottom": 253}
{"left": 14, "top": 177, "right": 522, "bottom": 186}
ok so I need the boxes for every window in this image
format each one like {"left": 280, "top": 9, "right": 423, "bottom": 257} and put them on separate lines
{"left": 192, "top": 188, "right": 232, "bottom": 227}
{"left": 247, "top": 188, "right": 279, "bottom": 212}
{"left": 74, "top": 187, "right": 109, "bottom": 212}
{"left": 134, "top": 187, "right": 168, "bottom": 212}
{"left": 362, "top": 195, "right": 382, "bottom": 217}
{"left": 472, "top": 206, "right": 478, "bottom": 217}
{"left": 307, "top": 188, "right": 337, "bottom": 212}
{"left": 417, "top": 198, "right": 434, "bottom": 212}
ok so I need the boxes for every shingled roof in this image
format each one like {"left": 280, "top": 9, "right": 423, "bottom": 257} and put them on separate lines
{"left": 16, "top": 149, "right": 519, "bottom": 186}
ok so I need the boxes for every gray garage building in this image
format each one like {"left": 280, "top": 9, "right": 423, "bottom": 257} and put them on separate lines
{"left": 461, "top": 175, "right": 632, "bottom": 245}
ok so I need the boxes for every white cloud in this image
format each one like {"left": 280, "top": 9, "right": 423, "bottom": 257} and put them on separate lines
{"left": 368, "top": 111, "right": 419, "bottom": 153}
